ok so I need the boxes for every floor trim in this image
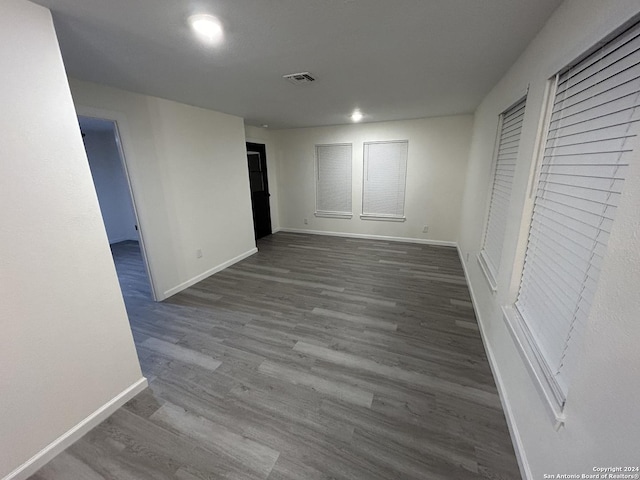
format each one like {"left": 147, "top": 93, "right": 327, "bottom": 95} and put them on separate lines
{"left": 277, "top": 228, "right": 457, "bottom": 247}
{"left": 4, "top": 377, "right": 148, "bottom": 480}
{"left": 456, "top": 246, "right": 531, "bottom": 480}
{"left": 162, "top": 247, "right": 258, "bottom": 299}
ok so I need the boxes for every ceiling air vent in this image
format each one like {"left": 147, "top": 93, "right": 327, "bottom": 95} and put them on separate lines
{"left": 283, "top": 72, "right": 316, "bottom": 85}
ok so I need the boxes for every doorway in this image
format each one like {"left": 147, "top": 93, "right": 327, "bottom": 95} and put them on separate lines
{"left": 78, "top": 115, "right": 155, "bottom": 301}
{"left": 246, "top": 142, "right": 272, "bottom": 239}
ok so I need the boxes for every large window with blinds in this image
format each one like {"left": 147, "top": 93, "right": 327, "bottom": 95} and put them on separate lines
{"left": 512, "top": 20, "right": 640, "bottom": 411}
{"left": 479, "top": 98, "right": 527, "bottom": 289}
{"left": 361, "top": 140, "right": 408, "bottom": 221}
{"left": 315, "top": 143, "right": 353, "bottom": 218}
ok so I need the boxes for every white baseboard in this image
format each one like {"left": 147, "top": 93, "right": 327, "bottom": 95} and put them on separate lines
{"left": 162, "top": 247, "right": 258, "bottom": 299}
{"left": 277, "top": 228, "right": 457, "bottom": 247}
{"left": 456, "top": 246, "right": 531, "bottom": 480}
{"left": 272, "top": 227, "right": 282, "bottom": 233}
{"left": 4, "top": 377, "right": 148, "bottom": 480}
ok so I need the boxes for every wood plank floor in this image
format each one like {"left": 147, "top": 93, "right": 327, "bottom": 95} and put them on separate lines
{"left": 30, "top": 233, "right": 521, "bottom": 480}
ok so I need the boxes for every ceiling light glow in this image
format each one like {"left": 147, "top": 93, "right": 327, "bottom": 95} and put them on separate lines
{"left": 188, "top": 14, "right": 224, "bottom": 45}
{"left": 351, "top": 110, "right": 363, "bottom": 122}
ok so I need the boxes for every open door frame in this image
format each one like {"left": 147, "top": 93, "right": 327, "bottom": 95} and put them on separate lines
{"left": 77, "top": 106, "right": 158, "bottom": 301}
{"left": 246, "top": 141, "right": 273, "bottom": 240}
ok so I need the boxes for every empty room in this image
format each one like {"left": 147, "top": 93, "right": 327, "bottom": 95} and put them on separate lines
{"left": 2, "top": 0, "right": 640, "bottom": 479}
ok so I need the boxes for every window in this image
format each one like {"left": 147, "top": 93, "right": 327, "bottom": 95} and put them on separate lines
{"left": 511, "top": 20, "right": 640, "bottom": 414}
{"left": 479, "top": 97, "right": 527, "bottom": 289}
{"left": 315, "top": 143, "right": 352, "bottom": 218}
{"left": 361, "top": 140, "right": 408, "bottom": 221}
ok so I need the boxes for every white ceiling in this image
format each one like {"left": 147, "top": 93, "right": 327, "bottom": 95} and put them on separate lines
{"left": 34, "top": 0, "right": 562, "bottom": 129}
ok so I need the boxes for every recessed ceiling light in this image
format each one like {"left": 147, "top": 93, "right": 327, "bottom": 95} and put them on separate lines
{"left": 351, "top": 110, "right": 363, "bottom": 122}
{"left": 262, "top": 124, "right": 269, "bottom": 128}
{"left": 188, "top": 14, "right": 224, "bottom": 45}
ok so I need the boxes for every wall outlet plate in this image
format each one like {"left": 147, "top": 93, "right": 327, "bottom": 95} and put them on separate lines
{"left": 196, "top": 249, "right": 203, "bottom": 258}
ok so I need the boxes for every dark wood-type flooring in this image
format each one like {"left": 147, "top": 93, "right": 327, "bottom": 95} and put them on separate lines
{"left": 30, "top": 233, "right": 520, "bottom": 480}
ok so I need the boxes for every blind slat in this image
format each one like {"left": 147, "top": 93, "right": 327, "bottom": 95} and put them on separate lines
{"left": 555, "top": 52, "right": 640, "bottom": 104}
{"left": 551, "top": 78, "right": 640, "bottom": 124}
{"left": 556, "top": 33, "right": 640, "bottom": 97}
{"left": 549, "top": 101, "right": 640, "bottom": 135}
{"left": 538, "top": 181, "right": 623, "bottom": 205}
{"left": 536, "top": 196, "right": 615, "bottom": 230}
{"left": 556, "top": 24, "right": 640, "bottom": 90}
{"left": 527, "top": 228, "right": 605, "bottom": 273}
{"left": 546, "top": 136, "right": 636, "bottom": 156}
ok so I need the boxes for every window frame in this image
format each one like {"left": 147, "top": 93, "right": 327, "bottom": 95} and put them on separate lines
{"left": 360, "top": 140, "right": 409, "bottom": 222}
{"left": 314, "top": 143, "right": 354, "bottom": 219}
{"left": 478, "top": 95, "right": 528, "bottom": 292}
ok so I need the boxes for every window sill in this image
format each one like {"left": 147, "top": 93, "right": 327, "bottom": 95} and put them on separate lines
{"left": 477, "top": 251, "right": 498, "bottom": 292}
{"left": 502, "top": 305, "right": 566, "bottom": 430}
{"left": 359, "top": 214, "right": 406, "bottom": 222}
{"left": 315, "top": 211, "right": 353, "bottom": 219}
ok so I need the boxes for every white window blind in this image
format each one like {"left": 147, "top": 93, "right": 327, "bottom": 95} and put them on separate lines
{"left": 315, "top": 143, "right": 352, "bottom": 217}
{"left": 515, "top": 20, "right": 640, "bottom": 404}
{"left": 362, "top": 141, "right": 408, "bottom": 220}
{"left": 480, "top": 98, "right": 527, "bottom": 286}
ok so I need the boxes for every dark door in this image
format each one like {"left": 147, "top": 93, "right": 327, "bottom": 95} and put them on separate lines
{"left": 246, "top": 142, "right": 272, "bottom": 239}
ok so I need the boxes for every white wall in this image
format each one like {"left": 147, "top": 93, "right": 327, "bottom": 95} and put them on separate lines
{"left": 0, "top": 1, "right": 145, "bottom": 478}
{"left": 83, "top": 129, "right": 138, "bottom": 244}
{"left": 273, "top": 116, "right": 473, "bottom": 244}
{"left": 69, "top": 79, "right": 258, "bottom": 300}
{"left": 457, "top": 0, "right": 640, "bottom": 477}
{"left": 245, "top": 125, "right": 281, "bottom": 231}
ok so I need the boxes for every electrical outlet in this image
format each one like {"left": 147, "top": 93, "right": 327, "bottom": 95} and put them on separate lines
{"left": 466, "top": 253, "right": 470, "bottom": 262}
{"left": 196, "top": 249, "right": 203, "bottom": 258}
{"left": 304, "top": 218, "right": 308, "bottom": 225}
{"left": 422, "top": 225, "right": 428, "bottom": 233}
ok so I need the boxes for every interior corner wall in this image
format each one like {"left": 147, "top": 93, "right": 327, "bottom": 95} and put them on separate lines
{"left": 457, "top": 0, "right": 640, "bottom": 477}
{"left": 69, "top": 79, "right": 257, "bottom": 300}
{"left": 272, "top": 116, "right": 473, "bottom": 244}
{"left": 84, "top": 129, "right": 139, "bottom": 244}
{"left": 244, "top": 125, "right": 281, "bottom": 231}
{"left": 0, "top": 1, "right": 144, "bottom": 478}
